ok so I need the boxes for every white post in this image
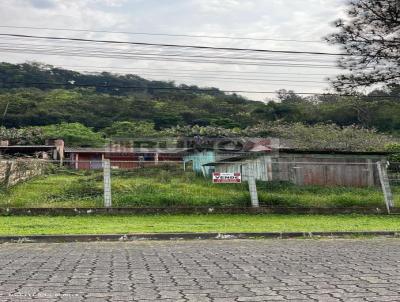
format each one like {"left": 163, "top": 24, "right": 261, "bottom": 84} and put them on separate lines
{"left": 246, "top": 165, "right": 259, "bottom": 208}
{"left": 103, "top": 159, "right": 112, "bottom": 208}
{"left": 377, "top": 160, "right": 393, "bottom": 214}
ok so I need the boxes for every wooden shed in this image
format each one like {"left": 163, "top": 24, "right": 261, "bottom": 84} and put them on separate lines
{"left": 204, "top": 149, "right": 388, "bottom": 187}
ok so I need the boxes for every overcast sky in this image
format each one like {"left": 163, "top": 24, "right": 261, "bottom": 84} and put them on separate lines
{"left": 0, "top": 0, "right": 348, "bottom": 101}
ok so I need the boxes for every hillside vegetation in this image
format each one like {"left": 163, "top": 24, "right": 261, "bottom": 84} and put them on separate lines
{"left": 0, "top": 62, "right": 399, "bottom": 151}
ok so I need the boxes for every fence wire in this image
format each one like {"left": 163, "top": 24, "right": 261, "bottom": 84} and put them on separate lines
{"left": 0, "top": 159, "right": 396, "bottom": 210}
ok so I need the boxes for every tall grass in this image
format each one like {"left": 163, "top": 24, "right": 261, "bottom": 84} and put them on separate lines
{"left": 0, "top": 165, "right": 395, "bottom": 208}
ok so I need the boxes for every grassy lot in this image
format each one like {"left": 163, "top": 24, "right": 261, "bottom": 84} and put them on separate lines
{"left": 0, "top": 165, "right": 396, "bottom": 208}
{"left": 0, "top": 214, "right": 399, "bottom": 235}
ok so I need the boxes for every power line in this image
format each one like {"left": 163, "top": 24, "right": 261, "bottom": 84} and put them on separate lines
{"left": 0, "top": 62, "right": 336, "bottom": 77}
{"left": 0, "top": 81, "right": 398, "bottom": 98}
{"left": 0, "top": 39, "right": 338, "bottom": 64}
{"left": 70, "top": 70, "right": 328, "bottom": 84}
{"left": 0, "top": 48, "right": 339, "bottom": 69}
{"left": 0, "top": 40, "right": 338, "bottom": 63}
{"left": 73, "top": 68, "right": 330, "bottom": 80}
{"left": 54, "top": 64, "right": 335, "bottom": 77}
{"left": 0, "top": 33, "right": 347, "bottom": 56}
{"left": 0, "top": 25, "right": 324, "bottom": 43}
{"left": 0, "top": 44, "right": 339, "bottom": 64}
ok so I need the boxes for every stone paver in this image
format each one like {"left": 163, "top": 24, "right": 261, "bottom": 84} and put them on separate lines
{"left": 0, "top": 239, "right": 400, "bottom": 301}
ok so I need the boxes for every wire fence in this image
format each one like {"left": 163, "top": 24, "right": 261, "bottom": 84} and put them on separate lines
{"left": 0, "top": 158, "right": 397, "bottom": 211}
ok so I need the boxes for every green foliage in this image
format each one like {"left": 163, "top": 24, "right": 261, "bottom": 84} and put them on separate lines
{"left": 165, "top": 122, "right": 395, "bottom": 151}
{"left": 0, "top": 126, "right": 44, "bottom": 144}
{"left": 385, "top": 143, "right": 400, "bottom": 162}
{"left": 0, "top": 63, "right": 399, "bottom": 151}
{"left": 162, "top": 124, "right": 242, "bottom": 137}
{"left": 246, "top": 122, "right": 394, "bottom": 151}
{"left": 0, "top": 63, "right": 257, "bottom": 129}
{"left": 40, "top": 123, "right": 105, "bottom": 147}
{"left": 102, "top": 121, "right": 158, "bottom": 138}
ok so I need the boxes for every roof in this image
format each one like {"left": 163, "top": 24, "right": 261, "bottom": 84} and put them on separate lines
{"left": 64, "top": 147, "right": 189, "bottom": 154}
{"left": 202, "top": 149, "right": 389, "bottom": 166}
{"left": 202, "top": 153, "right": 264, "bottom": 166}
{"left": 278, "top": 148, "right": 390, "bottom": 155}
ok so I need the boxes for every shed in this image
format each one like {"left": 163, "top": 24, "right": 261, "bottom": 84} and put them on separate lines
{"left": 204, "top": 149, "right": 389, "bottom": 187}
{"left": 183, "top": 138, "right": 274, "bottom": 176}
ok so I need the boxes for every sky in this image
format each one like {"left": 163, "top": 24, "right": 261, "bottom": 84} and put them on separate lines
{"left": 0, "top": 0, "right": 349, "bottom": 101}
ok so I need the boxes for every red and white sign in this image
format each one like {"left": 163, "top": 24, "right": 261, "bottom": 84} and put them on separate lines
{"left": 212, "top": 172, "right": 241, "bottom": 183}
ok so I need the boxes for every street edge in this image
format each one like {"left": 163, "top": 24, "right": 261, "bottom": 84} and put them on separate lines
{"left": 1, "top": 231, "right": 400, "bottom": 243}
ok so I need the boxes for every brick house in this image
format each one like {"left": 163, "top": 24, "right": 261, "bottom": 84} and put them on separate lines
{"left": 65, "top": 147, "right": 187, "bottom": 170}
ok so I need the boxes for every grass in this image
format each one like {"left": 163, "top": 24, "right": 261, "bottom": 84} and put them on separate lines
{"left": 0, "top": 214, "right": 400, "bottom": 235}
{"left": 0, "top": 165, "right": 397, "bottom": 208}
{"left": 257, "top": 181, "right": 394, "bottom": 208}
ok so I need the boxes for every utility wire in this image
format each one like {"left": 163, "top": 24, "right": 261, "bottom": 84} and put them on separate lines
{"left": 0, "top": 44, "right": 338, "bottom": 64}
{"left": 73, "top": 68, "right": 330, "bottom": 80}
{"left": 52, "top": 64, "right": 335, "bottom": 77}
{"left": 0, "top": 25, "right": 324, "bottom": 43}
{"left": 68, "top": 70, "right": 328, "bottom": 84}
{"left": 0, "top": 41, "right": 338, "bottom": 63}
{"left": 0, "top": 33, "right": 347, "bottom": 56}
{"left": 0, "top": 48, "right": 340, "bottom": 69}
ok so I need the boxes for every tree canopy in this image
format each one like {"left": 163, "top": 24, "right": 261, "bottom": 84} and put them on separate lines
{"left": 0, "top": 62, "right": 399, "bottom": 150}
{"left": 326, "top": 0, "right": 400, "bottom": 91}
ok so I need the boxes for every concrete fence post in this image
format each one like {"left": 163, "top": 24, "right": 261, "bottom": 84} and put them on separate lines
{"left": 246, "top": 165, "right": 259, "bottom": 208}
{"left": 3, "top": 160, "right": 14, "bottom": 189}
{"left": 377, "top": 160, "right": 393, "bottom": 214}
{"left": 103, "top": 159, "right": 112, "bottom": 208}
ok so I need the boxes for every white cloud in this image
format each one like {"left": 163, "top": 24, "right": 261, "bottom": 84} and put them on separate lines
{"left": 0, "top": 0, "right": 348, "bottom": 100}
{"left": 194, "top": 0, "right": 255, "bottom": 13}
{"left": 26, "top": 0, "right": 58, "bottom": 9}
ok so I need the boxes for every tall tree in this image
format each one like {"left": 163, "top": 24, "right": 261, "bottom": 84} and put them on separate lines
{"left": 326, "top": 0, "right": 400, "bottom": 91}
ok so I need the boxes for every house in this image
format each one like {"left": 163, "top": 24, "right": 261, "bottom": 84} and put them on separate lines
{"left": 65, "top": 146, "right": 188, "bottom": 170}
{"left": 183, "top": 138, "right": 275, "bottom": 175}
{"left": 202, "top": 149, "right": 389, "bottom": 187}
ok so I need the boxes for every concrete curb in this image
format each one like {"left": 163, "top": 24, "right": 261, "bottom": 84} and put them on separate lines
{"left": 1, "top": 231, "right": 399, "bottom": 243}
{"left": 1, "top": 206, "right": 398, "bottom": 215}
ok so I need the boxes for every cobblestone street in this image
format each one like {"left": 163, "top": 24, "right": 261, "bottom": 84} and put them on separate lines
{"left": 1, "top": 239, "right": 400, "bottom": 301}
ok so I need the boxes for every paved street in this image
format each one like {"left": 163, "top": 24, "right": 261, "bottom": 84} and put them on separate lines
{"left": 1, "top": 239, "right": 400, "bottom": 301}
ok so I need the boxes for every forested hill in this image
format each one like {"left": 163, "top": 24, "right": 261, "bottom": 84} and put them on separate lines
{"left": 0, "top": 62, "right": 232, "bottom": 98}
{"left": 0, "top": 62, "right": 400, "bottom": 134}
{"left": 0, "top": 62, "right": 264, "bottom": 129}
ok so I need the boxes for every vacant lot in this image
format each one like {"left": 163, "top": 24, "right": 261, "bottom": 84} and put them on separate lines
{"left": 0, "top": 165, "right": 396, "bottom": 208}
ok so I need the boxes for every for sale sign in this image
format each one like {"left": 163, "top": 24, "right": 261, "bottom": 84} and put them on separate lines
{"left": 212, "top": 172, "right": 241, "bottom": 183}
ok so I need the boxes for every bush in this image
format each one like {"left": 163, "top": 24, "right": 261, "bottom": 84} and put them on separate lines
{"left": 385, "top": 143, "right": 400, "bottom": 162}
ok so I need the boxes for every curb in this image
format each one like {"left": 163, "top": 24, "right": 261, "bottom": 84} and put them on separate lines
{"left": 1, "top": 231, "right": 399, "bottom": 243}
{"left": 1, "top": 206, "right": 398, "bottom": 215}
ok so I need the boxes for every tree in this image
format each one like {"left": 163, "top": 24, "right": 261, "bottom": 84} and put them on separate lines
{"left": 0, "top": 126, "right": 44, "bottom": 145}
{"left": 245, "top": 122, "right": 394, "bottom": 151}
{"left": 326, "top": 0, "right": 400, "bottom": 91}
{"left": 40, "top": 123, "right": 105, "bottom": 147}
{"left": 102, "top": 121, "right": 158, "bottom": 138}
